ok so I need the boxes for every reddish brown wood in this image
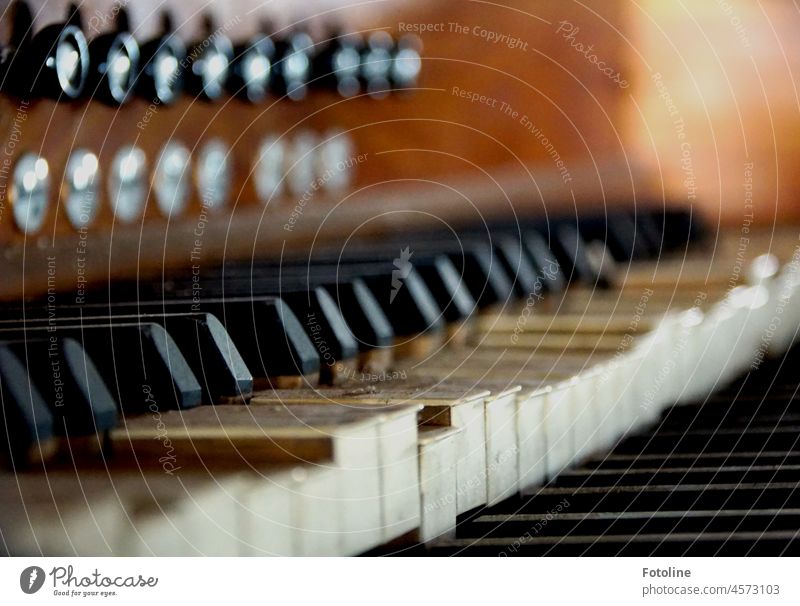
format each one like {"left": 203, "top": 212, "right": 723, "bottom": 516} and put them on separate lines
{"left": 0, "top": 0, "right": 682, "bottom": 299}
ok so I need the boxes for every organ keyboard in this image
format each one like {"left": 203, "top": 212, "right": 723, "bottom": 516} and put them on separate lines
{"left": 3, "top": 209, "right": 800, "bottom": 555}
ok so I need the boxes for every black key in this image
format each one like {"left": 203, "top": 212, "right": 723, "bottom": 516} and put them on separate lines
{"left": 0, "top": 323, "right": 202, "bottom": 413}
{"left": 206, "top": 298, "right": 320, "bottom": 386}
{"left": 448, "top": 243, "right": 514, "bottom": 308}
{"left": 494, "top": 237, "right": 542, "bottom": 297}
{"left": 580, "top": 212, "right": 646, "bottom": 262}
{"left": 633, "top": 209, "right": 664, "bottom": 258}
{"left": 157, "top": 314, "right": 253, "bottom": 404}
{"left": 0, "top": 343, "right": 55, "bottom": 466}
{"left": 661, "top": 207, "right": 706, "bottom": 250}
{"left": 0, "top": 312, "right": 252, "bottom": 405}
{"left": 7, "top": 296, "right": 320, "bottom": 387}
{"left": 415, "top": 256, "right": 476, "bottom": 322}
{"left": 13, "top": 337, "right": 118, "bottom": 438}
{"left": 364, "top": 267, "right": 444, "bottom": 337}
{"left": 81, "top": 323, "right": 202, "bottom": 414}
{"left": 284, "top": 287, "right": 358, "bottom": 384}
{"left": 546, "top": 224, "right": 609, "bottom": 287}
{"left": 326, "top": 279, "right": 394, "bottom": 351}
{"left": 522, "top": 231, "right": 565, "bottom": 293}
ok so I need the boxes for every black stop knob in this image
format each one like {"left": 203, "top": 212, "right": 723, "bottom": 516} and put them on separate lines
{"left": 272, "top": 32, "right": 314, "bottom": 101}
{"left": 27, "top": 23, "right": 90, "bottom": 99}
{"left": 185, "top": 32, "right": 233, "bottom": 101}
{"left": 228, "top": 35, "right": 274, "bottom": 102}
{"left": 312, "top": 33, "right": 363, "bottom": 97}
{"left": 137, "top": 34, "right": 185, "bottom": 104}
{"left": 87, "top": 31, "right": 139, "bottom": 104}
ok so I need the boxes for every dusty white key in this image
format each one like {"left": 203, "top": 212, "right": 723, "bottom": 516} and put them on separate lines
{"left": 243, "top": 398, "right": 421, "bottom": 546}
{"left": 612, "top": 355, "right": 644, "bottom": 443}
{"left": 693, "top": 299, "right": 743, "bottom": 398}
{"left": 401, "top": 348, "right": 617, "bottom": 496}
{"left": 324, "top": 420, "right": 385, "bottom": 554}
{"left": 711, "top": 282, "right": 777, "bottom": 389}
{"left": 374, "top": 407, "right": 423, "bottom": 540}
{"left": 417, "top": 426, "right": 460, "bottom": 542}
{"left": 633, "top": 312, "right": 677, "bottom": 412}
{"left": 114, "top": 405, "right": 397, "bottom": 555}
{"left": 119, "top": 475, "right": 243, "bottom": 556}
{"left": 618, "top": 347, "right": 657, "bottom": 434}
{"left": 517, "top": 383, "right": 550, "bottom": 494}
{"left": 407, "top": 364, "right": 567, "bottom": 495}
{"left": 743, "top": 253, "right": 782, "bottom": 366}
{"left": 568, "top": 373, "right": 598, "bottom": 463}
{"left": 771, "top": 264, "right": 800, "bottom": 354}
{"left": 0, "top": 470, "right": 254, "bottom": 556}
{"left": 443, "top": 394, "right": 488, "bottom": 513}
{"left": 359, "top": 383, "right": 488, "bottom": 515}
{"left": 521, "top": 371, "right": 592, "bottom": 469}
{"left": 237, "top": 467, "right": 303, "bottom": 556}
{"left": 590, "top": 360, "right": 627, "bottom": 453}
{"left": 403, "top": 356, "right": 561, "bottom": 496}
{"left": 115, "top": 467, "right": 344, "bottom": 557}
{"left": 541, "top": 379, "right": 577, "bottom": 478}
{"left": 291, "top": 466, "right": 345, "bottom": 556}
{"left": 0, "top": 470, "right": 139, "bottom": 556}
{"left": 254, "top": 382, "right": 488, "bottom": 515}
{"left": 704, "top": 288, "right": 759, "bottom": 383}
{"left": 428, "top": 372, "right": 580, "bottom": 485}
{"left": 395, "top": 374, "right": 521, "bottom": 506}
{"left": 479, "top": 382, "right": 522, "bottom": 505}
{"left": 731, "top": 285, "right": 772, "bottom": 375}
{"left": 670, "top": 308, "right": 711, "bottom": 405}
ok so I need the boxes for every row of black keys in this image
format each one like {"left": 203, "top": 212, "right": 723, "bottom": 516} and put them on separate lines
{"left": 1, "top": 210, "right": 697, "bottom": 466}
{"left": 422, "top": 344, "right": 800, "bottom": 556}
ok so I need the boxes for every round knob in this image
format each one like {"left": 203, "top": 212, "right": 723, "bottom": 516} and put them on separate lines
{"left": 195, "top": 139, "right": 231, "bottom": 210}
{"left": 109, "top": 146, "right": 147, "bottom": 223}
{"left": 254, "top": 136, "right": 286, "bottom": 203}
{"left": 88, "top": 32, "right": 139, "bottom": 104}
{"left": 11, "top": 153, "right": 50, "bottom": 234}
{"left": 229, "top": 35, "right": 273, "bottom": 102}
{"left": 28, "top": 23, "right": 90, "bottom": 99}
{"left": 153, "top": 142, "right": 191, "bottom": 218}
{"left": 63, "top": 149, "right": 100, "bottom": 229}
{"left": 285, "top": 132, "right": 318, "bottom": 196}
{"left": 137, "top": 35, "right": 185, "bottom": 104}
{"left": 273, "top": 32, "right": 314, "bottom": 101}
{"left": 318, "top": 131, "right": 356, "bottom": 192}
{"left": 185, "top": 34, "right": 233, "bottom": 100}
